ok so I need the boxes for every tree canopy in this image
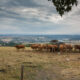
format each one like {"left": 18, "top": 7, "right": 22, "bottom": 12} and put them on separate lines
{"left": 48, "top": 0, "right": 78, "bottom": 16}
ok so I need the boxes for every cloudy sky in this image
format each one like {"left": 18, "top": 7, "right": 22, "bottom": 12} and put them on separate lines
{"left": 0, "top": 0, "right": 80, "bottom": 35}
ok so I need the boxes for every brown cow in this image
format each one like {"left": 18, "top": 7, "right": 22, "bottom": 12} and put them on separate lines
{"left": 38, "top": 44, "right": 48, "bottom": 51}
{"left": 74, "top": 45, "right": 80, "bottom": 52}
{"left": 31, "top": 44, "right": 40, "bottom": 50}
{"left": 59, "top": 44, "right": 66, "bottom": 53}
{"left": 65, "top": 44, "right": 73, "bottom": 52}
{"left": 15, "top": 45, "right": 25, "bottom": 51}
{"left": 47, "top": 44, "right": 58, "bottom": 52}
{"left": 37, "top": 45, "right": 43, "bottom": 51}
{"left": 38, "top": 44, "right": 49, "bottom": 51}
{"left": 42, "top": 44, "right": 48, "bottom": 51}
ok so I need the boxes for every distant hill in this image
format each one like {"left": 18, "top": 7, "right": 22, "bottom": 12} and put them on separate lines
{"left": 0, "top": 35, "right": 80, "bottom": 46}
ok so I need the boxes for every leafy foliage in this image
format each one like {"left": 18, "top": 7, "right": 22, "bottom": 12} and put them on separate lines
{"left": 48, "top": 0, "right": 78, "bottom": 16}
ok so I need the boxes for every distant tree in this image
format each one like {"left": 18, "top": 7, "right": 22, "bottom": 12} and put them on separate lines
{"left": 48, "top": 0, "right": 78, "bottom": 16}
{"left": 50, "top": 40, "right": 58, "bottom": 43}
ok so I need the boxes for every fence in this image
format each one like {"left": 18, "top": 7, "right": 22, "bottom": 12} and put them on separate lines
{"left": 20, "top": 62, "right": 44, "bottom": 80}
{"left": 20, "top": 62, "right": 50, "bottom": 80}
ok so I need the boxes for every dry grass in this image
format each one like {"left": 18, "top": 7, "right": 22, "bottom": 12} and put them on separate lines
{"left": 0, "top": 47, "right": 80, "bottom": 80}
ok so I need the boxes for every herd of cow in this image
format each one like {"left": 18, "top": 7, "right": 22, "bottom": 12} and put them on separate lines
{"left": 31, "top": 44, "right": 80, "bottom": 53}
{"left": 15, "top": 43, "right": 80, "bottom": 53}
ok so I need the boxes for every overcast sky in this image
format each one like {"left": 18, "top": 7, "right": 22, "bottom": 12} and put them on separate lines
{"left": 0, "top": 0, "right": 80, "bottom": 35}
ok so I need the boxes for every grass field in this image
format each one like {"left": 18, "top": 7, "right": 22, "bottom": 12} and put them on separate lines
{"left": 0, "top": 47, "right": 80, "bottom": 80}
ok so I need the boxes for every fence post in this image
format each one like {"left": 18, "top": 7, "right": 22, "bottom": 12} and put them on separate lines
{"left": 21, "top": 65, "right": 24, "bottom": 80}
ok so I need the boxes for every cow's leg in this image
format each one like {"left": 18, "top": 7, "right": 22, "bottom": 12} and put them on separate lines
{"left": 53, "top": 48, "right": 55, "bottom": 53}
{"left": 52, "top": 48, "right": 54, "bottom": 52}
{"left": 50, "top": 48, "right": 52, "bottom": 52}
{"left": 69, "top": 48, "right": 71, "bottom": 53}
{"left": 52, "top": 48, "right": 53, "bottom": 52}
{"left": 53, "top": 48, "right": 55, "bottom": 52}
{"left": 66, "top": 49, "right": 68, "bottom": 53}
{"left": 70, "top": 48, "right": 72, "bottom": 53}
{"left": 60, "top": 50, "right": 62, "bottom": 54}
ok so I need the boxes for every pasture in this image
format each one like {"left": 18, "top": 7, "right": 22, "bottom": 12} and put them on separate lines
{"left": 0, "top": 47, "right": 80, "bottom": 80}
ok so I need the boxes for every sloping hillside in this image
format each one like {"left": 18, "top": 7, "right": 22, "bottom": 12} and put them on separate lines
{"left": 0, "top": 47, "right": 80, "bottom": 80}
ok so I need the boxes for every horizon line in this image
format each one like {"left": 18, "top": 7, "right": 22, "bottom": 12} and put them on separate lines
{"left": 0, "top": 34, "right": 80, "bottom": 36}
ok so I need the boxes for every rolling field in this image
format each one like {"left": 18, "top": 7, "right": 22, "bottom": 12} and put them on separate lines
{"left": 0, "top": 47, "right": 80, "bottom": 80}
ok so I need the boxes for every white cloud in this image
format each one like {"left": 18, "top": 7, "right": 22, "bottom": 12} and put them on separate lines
{"left": 0, "top": 0, "right": 80, "bottom": 34}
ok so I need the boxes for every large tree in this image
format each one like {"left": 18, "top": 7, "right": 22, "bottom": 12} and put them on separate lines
{"left": 48, "top": 0, "right": 78, "bottom": 16}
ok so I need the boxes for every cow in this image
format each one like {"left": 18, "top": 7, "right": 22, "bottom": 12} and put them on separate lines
{"left": 47, "top": 44, "right": 58, "bottom": 52}
{"left": 65, "top": 44, "right": 73, "bottom": 52}
{"left": 31, "top": 44, "right": 40, "bottom": 50}
{"left": 15, "top": 45, "right": 25, "bottom": 51}
{"left": 42, "top": 44, "right": 48, "bottom": 51}
{"left": 74, "top": 45, "right": 80, "bottom": 52}
{"left": 59, "top": 44, "right": 66, "bottom": 53}
{"left": 37, "top": 44, "right": 43, "bottom": 51}
{"left": 38, "top": 44, "right": 48, "bottom": 51}
{"left": 31, "top": 44, "right": 46, "bottom": 51}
